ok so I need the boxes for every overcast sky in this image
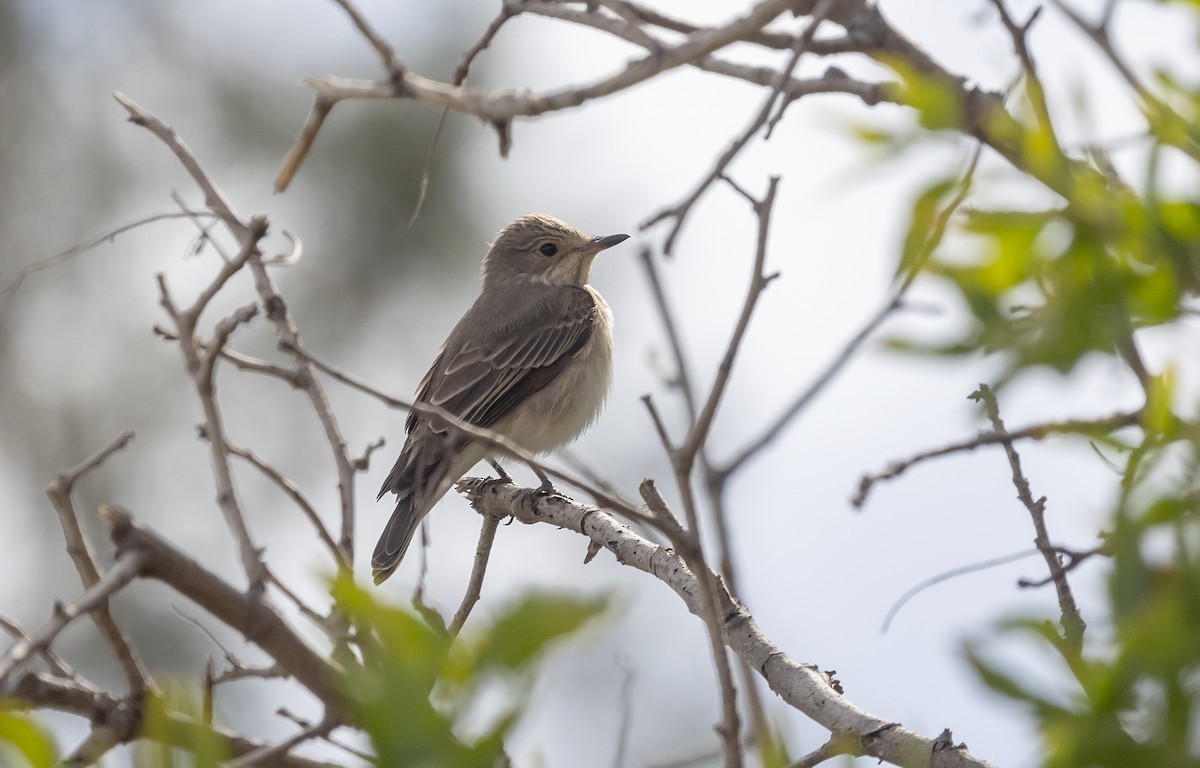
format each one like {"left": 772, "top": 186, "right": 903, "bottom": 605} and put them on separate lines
{"left": 4, "top": 1, "right": 1199, "bottom": 766}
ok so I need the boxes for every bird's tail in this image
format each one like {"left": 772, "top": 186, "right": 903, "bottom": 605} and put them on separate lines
{"left": 371, "top": 491, "right": 422, "bottom": 585}
{"left": 373, "top": 436, "right": 482, "bottom": 584}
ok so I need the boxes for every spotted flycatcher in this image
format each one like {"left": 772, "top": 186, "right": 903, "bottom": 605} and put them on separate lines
{"left": 372, "top": 214, "right": 628, "bottom": 584}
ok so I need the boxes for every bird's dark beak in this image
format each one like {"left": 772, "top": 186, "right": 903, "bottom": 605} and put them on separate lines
{"left": 590, "top": 233, "right": 630, "bottom": 252}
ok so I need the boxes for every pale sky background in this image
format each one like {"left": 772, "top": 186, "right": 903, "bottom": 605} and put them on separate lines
{"left": 2, "top": 1, "right": 1199, "bottom": 766}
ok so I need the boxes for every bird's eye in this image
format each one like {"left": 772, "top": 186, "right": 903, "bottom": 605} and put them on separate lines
{"left": 538, "top": 242, "right": 558, "bottom": 257}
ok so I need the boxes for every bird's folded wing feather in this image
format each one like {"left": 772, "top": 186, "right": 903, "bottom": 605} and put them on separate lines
{"left": 410, "top": 286, "right": 597, "bottom": 435}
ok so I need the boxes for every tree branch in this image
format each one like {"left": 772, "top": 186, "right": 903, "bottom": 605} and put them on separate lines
{"left": 456, "top": 479, "right": 999, "bottom": 768}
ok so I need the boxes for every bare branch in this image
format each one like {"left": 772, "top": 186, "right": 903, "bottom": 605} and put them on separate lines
{"left": 10, "top": 673, "right": 341, "bottom": 768}
{"left": 0, "top": 618, "right": 76, "bottom": 680}
{"left": 680, "top": 177, "right": 780, "bottom": 466}
{"left": 642, "top": 3, "right": 835, "bottom": 255}
{"left": 448, "top": 508, "right": 504, "bottom": 637}
{"left": 853, "top": 409, "right": 1142, "bottom": 507}
{"left": 100, "top": 506, "right": 345, "bottom": 712}
{"left": 45, "top": 430, "right": 149, "bottom": 693}
{"left": 158, "top": 273, "right": 266, "bottom": 591}
{"left": 225, "top": 717, "right": 338, "bottom": 768}
{"left": 328, "top": 0, "right": 402, "bottom": 77}
{"left": 0, "top": 552, "right": 145, "bottom": 689}
{"left": 456, "top": 479, "right": 999, "bottom": 768}
{"left": 639, "top": 247, "right": 697, "bottom": 421}
{"left": 410, "top": 1, "right": 520, "bottom": 225}
{"left": 721, "top": 143, "right": 982, "bottom": 478}
{"left": 114, "top": 93, "right": 249, "bottom": 238}
{"left": 4, "top": 211, "right": 217, "bottom": 296}
{"left": 225, "top": 441, "right": 347, "bottom": 571}
{"left": 972, "top": 385, "right": 1086, "bottom": 656}
{"left": 276, "top": 0, "right": 798, "bottom": 185}
{"left": 881, "top": 549, "right": 1040, "bottom": 633}
{"left": 245, "top": 258, "right": 358, "bottom": 563}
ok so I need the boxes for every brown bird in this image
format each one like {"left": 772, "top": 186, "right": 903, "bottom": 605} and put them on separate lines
{"left": 372, "top": 214, "right": 628, "bottom": 584}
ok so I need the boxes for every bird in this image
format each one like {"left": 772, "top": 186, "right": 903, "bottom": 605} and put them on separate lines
{"left": 371, "top": 214, "right": 629, "bottom": 584}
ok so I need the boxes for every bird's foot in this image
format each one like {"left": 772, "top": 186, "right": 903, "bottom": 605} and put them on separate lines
{"left": 533, "top": 466, "right": 568, "bottom": 499}
{"left": 487, "top": 459, "right": 513, "bottom": 484}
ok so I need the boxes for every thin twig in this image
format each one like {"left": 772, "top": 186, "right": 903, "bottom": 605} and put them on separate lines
{"left": 158, "top": 275, "right": 266, "bottom": 592}
{"left": 786, "top": 731, "right": 864, "bottom": 768}
{"left": 225, "top": 717, "right": 338, "bottom": 768}
{"left": 853, "top": 409, "right": 1142, "bottom": 507}
{"left": 639, "top": 247, "right": 697, "bottom": 421}
{"left": 641, "top": 0, "right": 837, "bottom": 255}
{"left": 681, "top": 177, "right": 780, "bottom": 466}
{"left": 411, "top": 1, "right": 519, "bottom": 225}
{"left": 881, "top": 549, "right": 1040, "bottom": 633}
{"left": 45, "top": 430, "right": 149, "bottom": 693}
{"left": 264, "top": 568, "right": 336, "bottom": 637}
{"left": 225, "top": 441, "right": 348, "bottom": 571}
{"left": 612, "top": 654, "right": 636, "bottom": 768}
{"left": 1018, "top": 542, "right": 1110, "bottom": 588}
{"left": 719, "top": 143, "right": 982, "bottom": 477}
{"left": 973, "top": 384, "right": 1086, "bottom": 657}
{"left": 0, "top": 552, "right": 146, "bottom": 688}
{"left": 4, "top": 211, "right": 216, "bottom": 295}
{"left": 276, "top": 0, "right": 800, "bottom": 187}
{"left": 448, "top": 511, "right": 503, "bottom": 637}
{"left": 328, "top": 0, "right": 402, "bottom": 77}
{"left": 0, "top": 617, "right": 76, "bottom": 680}
{"left": 246, "top": 257, "right": 358, "bottom": 565}
{"left": 114, "top": 93, "right": 249, "bottom": 238}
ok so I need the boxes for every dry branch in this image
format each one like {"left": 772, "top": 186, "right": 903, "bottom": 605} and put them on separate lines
{"left": 456, "top": 479, "right": 998, "bottom": 768}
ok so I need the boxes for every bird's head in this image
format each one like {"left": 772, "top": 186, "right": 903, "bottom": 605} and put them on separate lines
{"left": 482, "top": 214, "right": 628, "bottom": 287}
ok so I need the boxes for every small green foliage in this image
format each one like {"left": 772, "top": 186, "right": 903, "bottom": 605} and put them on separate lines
{"left": 864, "top": 8, "right": 1200, "bottom": 763}
{"left": 0, "top": 711, "right": 57, "bottom": 768}
{"left": 964, "top": 413, "right": 1200, "bottom": 767}
{"left": 884, "top": 57, "right": 965, "bottom": 132}
{"left": 466, "top": 592, "right": 606, "bottom": 674}
{"left": 136, "top": 682, "right": 229, "bottom": 768}
{"left": 870, "top": 20, "right": 1200, "bottom": 381}
{"left": 898, "top": 177, "right": 958, "bottom": 281}
{"left": 753, "top": 717, "right": 794, "bottom": 768}
{"left": 332, "top": 575, "right": 608, "bottom": 767}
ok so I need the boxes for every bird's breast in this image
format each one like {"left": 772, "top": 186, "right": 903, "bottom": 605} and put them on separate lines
{"left": 502, "top": 287, "right": 614, "bottom": 454}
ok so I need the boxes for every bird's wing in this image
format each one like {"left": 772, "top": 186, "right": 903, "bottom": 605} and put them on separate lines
{"left": 421, "top": 286, "right": 597, "bottom": 433}
{"left": 376, "top": 287, "right": 597, "bottom": 501}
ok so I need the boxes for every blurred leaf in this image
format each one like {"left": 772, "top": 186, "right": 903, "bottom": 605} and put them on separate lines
{"left": 1142, "top": 370, "right": 1178, "bottom": 439}
{"left": 138, "top": 683, "right": 228, "bottom": 768}
{"left": 0, "top": 711, "right": 57, "bottom": 768}
{"left": 964, "top": 645, "right": 1066, "bottom": 716}
{"left": 332, "top": 577, "right": 606, "bottom": 767}
{"left": 898, "top": 177, "right": 956, "bottom": 280}
{"left": 466, "top": 592, "right": 608, "bottom": 676}
{"left": 883, "top": 57, "right": 965, "bottom": 131}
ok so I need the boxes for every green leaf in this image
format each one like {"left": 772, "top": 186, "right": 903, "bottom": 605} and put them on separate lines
{"left": 1141, "top": 370, "right": 1177, "bottom": 439}
{"left": 898, "top": 177, "right": 956, "bottom": 280}
{"left": 138, "top": 683, "right": 229, "bottom": 768}
{"left": 471, "top": 593, "right": 608, "bottom": 674}
{"left": 0, "top": 712, "right": 57, "bottom": 768}
{"left": 883, "top": 57, "right": 965, "bottom": 131}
